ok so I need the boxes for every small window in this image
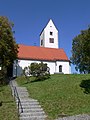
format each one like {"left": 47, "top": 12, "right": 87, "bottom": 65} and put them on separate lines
{"left": 50, "top": 32, "right": 53, "bottom": 35}
{"left": 59, "top": 65, "right": 62, "bottom": 72}
{"left": 49, "top": 38, "right": 54, "bottom": 43}
{"left": 41, "top": 40, "right": 43, "bottom": 46}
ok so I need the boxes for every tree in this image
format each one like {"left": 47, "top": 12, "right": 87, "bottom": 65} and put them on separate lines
{"left": 29, "top": 62, "right": 50, "bottom": 80}
{"left": 0, "top": 16, "right": 18, "bottom": 83}
{"left": 71, "top": 27, "right": 90, "bottom": 74}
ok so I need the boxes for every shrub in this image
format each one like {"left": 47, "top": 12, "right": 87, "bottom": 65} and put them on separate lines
{"left": 29, "top": 62, "right": 50, "bottom": 80}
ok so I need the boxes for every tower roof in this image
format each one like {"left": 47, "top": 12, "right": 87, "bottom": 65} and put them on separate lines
{"left": 40, "top": 19, "right": 58, "bottom": 35}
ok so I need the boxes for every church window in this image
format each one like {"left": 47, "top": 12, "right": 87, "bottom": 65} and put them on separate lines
{"left": 59, "top": 65, "right": 62, "bottom": 72}
{"left": 49, "top": 38, "right": 54, "bottom": 43}
{"left": 41, "top": 40, "right": 43, "bottom": 46}
{"left": 50, "top": 32, "right": 53, "bottom": 35}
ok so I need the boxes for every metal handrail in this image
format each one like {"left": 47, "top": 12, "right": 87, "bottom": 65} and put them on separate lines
{"left": 14, "top": 86, "right": 23, "bottom": 115}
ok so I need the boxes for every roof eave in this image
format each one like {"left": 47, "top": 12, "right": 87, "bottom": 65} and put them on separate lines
{"left": 18, "top": 57, "right": 70, "bottom": 62}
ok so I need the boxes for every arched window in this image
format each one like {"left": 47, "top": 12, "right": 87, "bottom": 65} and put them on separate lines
{"left": 59, "top": 65, "right": 62, "bottom": 72}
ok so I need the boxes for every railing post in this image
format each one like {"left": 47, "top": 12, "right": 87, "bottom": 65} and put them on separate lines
{"left": 10, "top": 81, "right": 23, "bottom": 116}
{"left": 17, "top": 98, "right": 19, "bottom": 116}
{"left": 14, "top": 86, "right": 16, "bottom": 100}
{"left": 12, "top": 85, "right": 23, "bottom": 115}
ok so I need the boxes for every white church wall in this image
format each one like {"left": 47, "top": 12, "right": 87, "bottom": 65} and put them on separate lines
{"left": 13, "top": 59, "right": 56, "bottom": 77}
{"left": 18, "top": 59, "right": 41, "bottom": 69}
{"left": 56, "top": 61, "right": 71, "bottom": 74}
{"left": 13, "top": 59, "right": 71, "bottom": 77}
{"left": 14, "top": 60, "right": 70, "bottom": 76}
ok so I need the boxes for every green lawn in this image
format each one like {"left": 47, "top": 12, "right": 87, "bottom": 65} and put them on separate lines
{"left": 0, "top": 85, "right": 18, "bottom": 120}
{"left": 16, "top": 74, "right": 90, "bottom": 119}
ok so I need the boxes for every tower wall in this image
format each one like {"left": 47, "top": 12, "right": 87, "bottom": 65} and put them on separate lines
{"left": 40, "top": 19, "right": 59, "bottom": 49}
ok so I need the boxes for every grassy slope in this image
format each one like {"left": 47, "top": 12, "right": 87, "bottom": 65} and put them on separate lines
{"left": 16, "top": 74, "right": 90, "bottom": 119}
{"left": 0, "top": 85, "right": 18, "bottom": 120}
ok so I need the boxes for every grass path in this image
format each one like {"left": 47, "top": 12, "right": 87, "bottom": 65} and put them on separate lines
{"left": 16, "top": 74, "right": 90, "bottom": 119}
{"left": 0, "top": 85, "right": 18, "bottom": 120}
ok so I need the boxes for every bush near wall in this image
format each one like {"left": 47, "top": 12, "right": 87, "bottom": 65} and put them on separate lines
{"left": 23, "top": 62, "right": 50, "bottom": 81}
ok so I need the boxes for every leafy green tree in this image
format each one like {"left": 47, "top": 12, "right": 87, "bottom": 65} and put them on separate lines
{"left": 71, "top": 27, "right": 90, "bottom": 73}
{"left": 29, "top": 62, "right": 50, "bottom": 80}
{"left": 0, "top": 16, "right": 18, "bottom": 83}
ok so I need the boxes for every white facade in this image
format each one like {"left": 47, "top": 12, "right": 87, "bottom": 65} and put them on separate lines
{"left": 40, "top": 19, "right": 59, "bottom": 48}
{"left": 13, "top": 59, "right": 71, "bottom": 77}
{"left": 55, "top": 61, "right": 71, "bottom": 74}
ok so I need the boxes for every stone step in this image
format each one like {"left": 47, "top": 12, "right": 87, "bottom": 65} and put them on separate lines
{"left": 20, "top": 100, "right": 39, "bottom": 104}
{"left": 12, "top": 91, "right": 29, "bottom": 98}
{"left": 16, "top": 97, "right": 29, "bottom": 101}
{"left": 16, "top": 87, "right": 27, "bottom": 89}
{"left": 17, "top": 90, "right": 28, "bottom": 93}
{"left": 17, "top": 91, "right": 28, "bottom": 93}
{"left": 18, "top": 101, "right": 39, "bottom": 104}
{"left": 21, "top": 104, "right": 42, "bottom": 107}
{"left": 16, "top": 101, "right": 39, "bottom": 105}
{"left": 10, "top": 81, "right": 18, "bottom": 86}
{"left": 16, "top": 87, "right": 28, "bottom": 91}
{"left": 19, "top": 99, "right": 38, "bottom": 103}
{"left": 20, "top": 117, "right": 46, "bottom": 120}
{"left": 17, "top": 92, "right": 29, "bottom": 96}
{"left": 16, "top": 99, "right": 38, "bottom": 103}
{"left": 20, "top": 115, "right": 47, "bottom": 120}
{"left": 20, "top": 108, "right": 44, "bottom": 113}
{"left": 20, "top": 112, "right": 46, "bottom": 117}
{"left": 21, "top": 105, "right": 42, "bottom": 109}
{"left": 18, "top": 94, "right": 29, "bottom": 98}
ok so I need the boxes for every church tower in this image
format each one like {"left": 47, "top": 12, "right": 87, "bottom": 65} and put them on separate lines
{"left": 40, "top": 19, "right": 59, "bottom": 49}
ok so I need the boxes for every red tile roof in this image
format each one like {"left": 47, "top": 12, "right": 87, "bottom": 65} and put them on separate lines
{"left": 18, "top": 44, "right": 69, "bottom": 61}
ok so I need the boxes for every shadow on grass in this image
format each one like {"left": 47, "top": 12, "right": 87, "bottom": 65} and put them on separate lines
{"left": 24, "top": 78, "right": 48, "bottom": 84}
{"left": 30, "top": 76, "right": 51, "bottom": 83}
{"left": 21, "top": 78, "right": 43, "bottom": 85}
{"left": 22, "top": 77, "right": 51, "bottom": 85}
{"left": 2, "top": 100, "right": 14, "bottom": 103}
{"left": 80, "top": 79, "right": 90, "bottom": 94}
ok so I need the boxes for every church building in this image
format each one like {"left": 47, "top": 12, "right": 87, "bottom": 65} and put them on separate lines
{"left": 13, "top": 19, "right": 71, "bottom": 77}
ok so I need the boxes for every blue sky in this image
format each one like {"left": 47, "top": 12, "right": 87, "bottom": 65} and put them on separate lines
{"left": 0, "top": 0, "right": 90, "bottom": 73}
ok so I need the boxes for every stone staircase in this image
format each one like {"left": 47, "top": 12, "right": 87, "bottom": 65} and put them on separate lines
{"left": 10, "top": 80, "right": 47, "bottom": 120}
